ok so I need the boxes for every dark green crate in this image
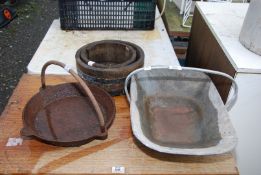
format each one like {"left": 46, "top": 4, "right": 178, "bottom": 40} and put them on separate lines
{"left": 59, "top": 0, "right": 156, "bottom": 30}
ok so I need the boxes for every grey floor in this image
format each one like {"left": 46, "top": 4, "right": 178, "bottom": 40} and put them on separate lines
{"left": 0, "top": 0, "right": 59, "bottom": 114}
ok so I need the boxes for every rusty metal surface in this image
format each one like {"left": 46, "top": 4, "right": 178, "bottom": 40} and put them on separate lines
{"left": 76, "top": 40, "right": 144, "bottom": 96}
{"left": 143, "top": 96, "right": 219, "bottom": 148}
{"left": 22, "top": 83, "right": 115, "bottom": 147}
{"left": 146, "top": 97, "right": 203, "bottom": 146}
{"left": 21, "top": 61, "right": 116, "bottom": 147}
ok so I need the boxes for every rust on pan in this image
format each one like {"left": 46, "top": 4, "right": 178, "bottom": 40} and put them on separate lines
{"left": 21, "top": 61, "right": 116, "bottom": 147}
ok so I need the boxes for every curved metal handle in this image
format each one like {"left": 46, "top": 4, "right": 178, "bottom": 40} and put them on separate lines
{"left": 41, "top": 60, "right": 106, "bottom": 133}
{"left": 124, "top": 66, "right": 238, "bottom": 111}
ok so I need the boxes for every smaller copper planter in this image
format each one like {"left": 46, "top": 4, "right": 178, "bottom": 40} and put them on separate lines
{"left": 21, "top": 61, "right": 116, "bottom": 147}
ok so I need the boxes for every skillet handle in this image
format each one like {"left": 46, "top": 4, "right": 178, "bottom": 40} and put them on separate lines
{"left": 41, "top": 60, "right": 106, "bottom": 133}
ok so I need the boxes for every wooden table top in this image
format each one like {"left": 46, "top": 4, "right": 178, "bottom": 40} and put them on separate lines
{"left": 0, "top": 74, "right": 238, "bottom": 174}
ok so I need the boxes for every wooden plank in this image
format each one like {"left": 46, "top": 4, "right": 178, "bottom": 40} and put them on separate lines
{"left": 0, "top": 74, "right": 238, "bottom": 174}
{"left": 186, "top": 8, "right": 236, "bottom": 103}
{"left": 158, "top": 0, "right": 191, "bottom": 37}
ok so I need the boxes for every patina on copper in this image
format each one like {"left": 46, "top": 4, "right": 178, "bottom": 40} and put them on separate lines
{"left": 21, "top": 61, "right": 116, "bottom": 147}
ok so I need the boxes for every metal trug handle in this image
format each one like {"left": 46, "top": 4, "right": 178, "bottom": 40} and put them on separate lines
{"left": 124, "top": 66, "right": 238, "bottom": 111}
{"left": 41, "top": 60, "right": 106, "bottom": 133}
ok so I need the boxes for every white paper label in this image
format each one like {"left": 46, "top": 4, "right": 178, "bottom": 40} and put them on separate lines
{"left": 64, "top": 64, "right": 72, "bottom": 72}
{"left": 88, "top": 61, "right": 95, "bottom": 66}
{"left": 144, "top": 66, "right": 152, "bottom": 70}
{"left": 112, "top": 166, "right": 125, "bottom": 174}
{"left": 6, "top": 138, "right": 23, "bottom": 147}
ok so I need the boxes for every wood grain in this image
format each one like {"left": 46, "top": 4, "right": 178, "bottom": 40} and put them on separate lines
{"left": 186, "top": 8, "right": 236, "bottom": 103}
{"left": 0, "top": 74, "right": 238, "bottom": 174}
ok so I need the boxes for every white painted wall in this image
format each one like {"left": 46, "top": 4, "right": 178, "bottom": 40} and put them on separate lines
{"left": 229, "top": 73, "right": 261, "bottom": 175}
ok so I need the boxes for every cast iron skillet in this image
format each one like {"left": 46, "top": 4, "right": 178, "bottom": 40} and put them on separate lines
{"left": 21, "top": 60, "right": 115, "bottom": 147}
